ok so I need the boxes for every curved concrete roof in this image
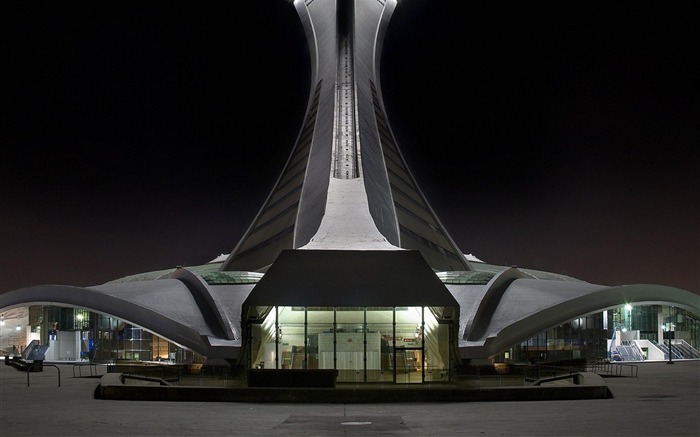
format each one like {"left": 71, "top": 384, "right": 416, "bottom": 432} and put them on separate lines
{"left": 1, "top": 282, "right": 210, "bottom": 354}
{"left": 2, "top": 261, "right": 697, "bottom": 362}
{"left": 0, "top": 271, "right": 257, "bottom": 360}
{"left": 453, "top": 276, "right": 700, "bottom": 359}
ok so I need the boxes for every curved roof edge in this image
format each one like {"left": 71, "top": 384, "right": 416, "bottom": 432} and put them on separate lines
{"left": 167, "top": 268, "right": 236, "bottom": 340}
{"left": 1, "top": 284, "right": 209, "bottom": 355}
{"left": 459, "top": 283, "right": 700, "bottom": 359}
{"left": 463, "top": 267, "right": 534, "bottom": 340}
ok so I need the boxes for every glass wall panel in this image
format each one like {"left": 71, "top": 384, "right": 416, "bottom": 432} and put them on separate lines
{"left": 152, "top": 334, "right": 172, "bottom": 362}
{"left": 678, "top": 309, "right": 699, "bottom": 350}
{"left": 334, "top": 308, "right": 365, "bottom": 382}
{"left": 394, "top": 306, "right": 423, "bottom": 383}
{"left": 277, "top": 306, "right": 305, "bottom": 369}
{"left": 424, "top": 309, "right": 450, "bottom": 381}
{"left": 306, "top": 308, "right": 334, "bottom": 370}
{"left": 366, "top": 307, "right": 393, "bottom": 382}
{"left": 251, "top": 306, "right": 278, "bottom": 369}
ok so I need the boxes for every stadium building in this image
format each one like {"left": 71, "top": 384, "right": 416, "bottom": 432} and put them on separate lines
{"left": 2, "top": 0, "right": 698, "bottom": 384}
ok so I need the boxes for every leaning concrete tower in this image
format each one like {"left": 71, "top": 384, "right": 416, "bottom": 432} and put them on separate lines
{"left": 222, "top": 0, "right": 471, "bottom": 273}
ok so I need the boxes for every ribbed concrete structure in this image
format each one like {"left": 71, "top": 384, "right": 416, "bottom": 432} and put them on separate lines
{"left": 221, "top": 0, "right": 471, "bottom": 272}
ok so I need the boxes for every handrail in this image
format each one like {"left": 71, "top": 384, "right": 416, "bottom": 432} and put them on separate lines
{"left": 72, "top": 363, "right": 99, "bottom": 378}
{"left": 528, "top": 373, "right": 582, "bottom": 386}
{"left": 588, "top": 361, "right": 637, "bottom": 378}
{"left": 26, "top": 364, "right": 61, "bottom": 387}
{"left": 121, "top": 373, "right": 173, "bottom": 386}
{"left": 520, "top": 364, "right": 579, "bottom": 382}
{"left": 613, "top": 363, "right": 638, "bottom": 377}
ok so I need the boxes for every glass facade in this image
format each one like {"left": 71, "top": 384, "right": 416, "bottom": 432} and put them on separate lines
{"left": 246, "top": 306, "right": 453, "bottom": 383}
{"left": 496, "top": 304, "right": 700, "bottom": 364}
{"left": 28, "top": 305, "right": 204, "bottom": 364}
{"left": 510, "top": 313, "right": 608, "bottom": 364}
{"left": 6, "top": 302, "right": 695, "bottom": 378}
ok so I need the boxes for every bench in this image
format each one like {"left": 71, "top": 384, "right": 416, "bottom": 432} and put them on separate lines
{"left": 5, "top": 356, "right": 44, "bottom": 372}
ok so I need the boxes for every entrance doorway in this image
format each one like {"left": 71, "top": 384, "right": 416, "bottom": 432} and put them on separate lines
{"left": 394, "top": 347, "right": 422, "bottom": 383}
{"left": 246, "top": 305, "right": 453, "bottom": 384}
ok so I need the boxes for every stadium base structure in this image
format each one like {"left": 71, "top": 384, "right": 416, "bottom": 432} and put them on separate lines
{"left": 2, "top": 0, "right": 698, "bottom": 387}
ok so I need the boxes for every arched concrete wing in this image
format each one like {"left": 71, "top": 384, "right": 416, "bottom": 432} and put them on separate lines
{"left": 459, "top": 279, "right": 700, "bottom": 359}
{"left": 1, "top": 282, "right": 213, "bottom": 355}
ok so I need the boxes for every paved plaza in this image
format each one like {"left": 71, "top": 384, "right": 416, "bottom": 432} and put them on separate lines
{"left": 1, "top": 360, "right": 698, "bottom": 436}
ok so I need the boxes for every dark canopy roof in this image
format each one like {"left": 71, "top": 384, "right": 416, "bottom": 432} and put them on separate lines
{"left": 242, "top": 249, "right": 458, "bottom": 308}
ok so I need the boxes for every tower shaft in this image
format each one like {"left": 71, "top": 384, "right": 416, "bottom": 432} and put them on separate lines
{"left": 222, "top": 0, "right": 471, "bottom": 272}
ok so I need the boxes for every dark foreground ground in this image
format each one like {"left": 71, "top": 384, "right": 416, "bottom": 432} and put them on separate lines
{"left": 1, "top": 360, "right": 698, "bottom": 436}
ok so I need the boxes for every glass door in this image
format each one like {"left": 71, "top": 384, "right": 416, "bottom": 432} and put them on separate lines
{"left": 394, "top": 306, "right": 424, "bottom": 383}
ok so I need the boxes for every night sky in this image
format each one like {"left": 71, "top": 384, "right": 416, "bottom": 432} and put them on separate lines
{"left": 2, "top": 1, "right": 698, "bottom": 295}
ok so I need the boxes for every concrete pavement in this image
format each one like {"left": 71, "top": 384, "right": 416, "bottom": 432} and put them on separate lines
{"left": 1, "top": 360, "right": 698, "bottom": 436}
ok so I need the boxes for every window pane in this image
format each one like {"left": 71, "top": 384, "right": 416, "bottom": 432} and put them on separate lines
{"left": 307, "top": 308, "right": 334, "bottom": 370}
{"left": 367, "top": 307, "right": 393, "bottom": 382}
{"left": 424, "top": 309, "right": 450, "bottom": 381}
{"left": 278, "top": 306, "right": 305, "bottom": 369}
{"left": 335, "top": 308, "right": 365, "bottom": 382}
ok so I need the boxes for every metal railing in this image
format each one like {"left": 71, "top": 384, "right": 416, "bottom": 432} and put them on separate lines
{"left": 588, "top": 361, "right": 638, "bottom": 378}
{"left": 26, "top": 364, "right": 61, "bottom": 387}
{"left": 72, "top": 363, "right": 102, "bottom": 378}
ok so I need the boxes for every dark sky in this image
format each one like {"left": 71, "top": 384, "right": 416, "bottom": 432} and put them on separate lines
{"left": 2, "top": 1, "right": 698, "bottom": 295}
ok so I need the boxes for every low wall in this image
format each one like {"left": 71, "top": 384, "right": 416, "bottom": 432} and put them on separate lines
{"left": 247, "top": 369, "right": 336, "bottom": 388}
{"left": 95, "top": 383, "right": 612, "bottom": 403}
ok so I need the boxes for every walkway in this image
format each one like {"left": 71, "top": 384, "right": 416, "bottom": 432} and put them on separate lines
{"left": 1, "top": 360, "right": 698, "bottom": 436}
